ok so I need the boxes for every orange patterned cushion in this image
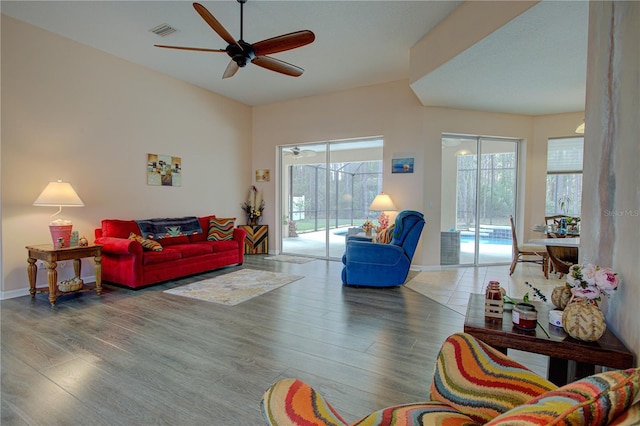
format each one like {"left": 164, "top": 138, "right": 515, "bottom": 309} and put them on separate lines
{"left": 207, "top": 217, "right": 235, "bottom": 241}
{"left": 128, "top": 233, "right": 162, "bottom": 251}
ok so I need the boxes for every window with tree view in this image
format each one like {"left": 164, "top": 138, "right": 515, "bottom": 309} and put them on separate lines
{"left": 546, "top": 137, "right": 583, "bottom": 216}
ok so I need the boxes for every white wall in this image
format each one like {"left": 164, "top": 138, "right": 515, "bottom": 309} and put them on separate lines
{"left": 1, "top": 16, "right": 252, "bottom": 296}
{"left": 252, "top": 80, "right": 583, "bottom": 266}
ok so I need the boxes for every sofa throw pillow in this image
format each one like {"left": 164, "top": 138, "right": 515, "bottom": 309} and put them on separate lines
{"left": 376, "top": 225, "right": 395, "bottom": 244}
{"left": 207, "top": 218, "right": 235, "bottom": 241}
{"left": 128, "top": 232, "right": 163, "bottom": 252}
{"left": 486, "top": 368, "right": 640, "bottom": 426}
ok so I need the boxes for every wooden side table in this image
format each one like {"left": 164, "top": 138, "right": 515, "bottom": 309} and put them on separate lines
{"left": 26, "top": 244, "right": 102, "bottom": 306}
{"left": 464, "top": 293, "right": 633, "bottom": 386}
{"left": 237, "top": 225, "right": 268, "bottom": 254}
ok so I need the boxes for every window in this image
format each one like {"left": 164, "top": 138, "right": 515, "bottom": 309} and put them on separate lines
{"left": 546, "top": 137, "right": 583, "bottom": 216}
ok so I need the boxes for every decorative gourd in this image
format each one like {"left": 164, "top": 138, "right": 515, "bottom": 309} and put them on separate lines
{"left": 551, "top": 285, "right": 572, "bottom": 310}
{"left": 562, "top": 298, "right": 606, "bottom": 342}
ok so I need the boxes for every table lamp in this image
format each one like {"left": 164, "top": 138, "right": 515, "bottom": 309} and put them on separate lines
{"left": 33, "top": 180, "right": 85, "bottom": 247}
{"left": 369, "top": 192, "right": 397, "bottom": 230}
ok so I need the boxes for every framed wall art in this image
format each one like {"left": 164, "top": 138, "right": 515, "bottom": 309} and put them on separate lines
{"left": 256, "top": 169, "right": 270, "bottom": 182}
{"left": 147, "top": 153, "right": 182, "bottom": 187}
{"left": 392, "top": 157, "right": 414, "bottom": 174}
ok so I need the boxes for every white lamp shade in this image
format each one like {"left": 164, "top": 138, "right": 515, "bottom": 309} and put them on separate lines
{"left": 369, "top": 193, "right": 397, "bottom": 211}
{"left": 33, "top": 181, "right": 84, "bottom": 207}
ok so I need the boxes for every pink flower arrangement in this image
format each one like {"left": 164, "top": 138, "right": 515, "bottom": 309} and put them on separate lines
{"left": 566, "top": 263, "right": 620, "bottom": 301}
{"left": 377, "top": 211, "right": 390, "bottom": 230}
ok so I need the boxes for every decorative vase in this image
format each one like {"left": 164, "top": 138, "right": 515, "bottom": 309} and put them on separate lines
{"left": 551, "top": 285, "right": 572, "bottom": 310}
{"left": 49, "top": 224, "right": 73, "bottom": 248}
{"left": 249, "top": 217, "right": 258, "bottom": 226}
{"left": 561, "top": 298, "right": 606, "bottom": 342}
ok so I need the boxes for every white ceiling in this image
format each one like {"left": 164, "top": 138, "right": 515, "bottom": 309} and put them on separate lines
{"left": 1, "top": 1, "right": 588, "bottom": 114}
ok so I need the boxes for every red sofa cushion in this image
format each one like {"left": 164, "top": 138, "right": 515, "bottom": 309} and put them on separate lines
{"left": 142, "top": 249, "right": 182, "bottom": 265}
{"left": 166, "top": 243, "right": 213, "bottom": 258}
{"left": 102, "top": 219, "right": 140, "bottom": 239}
{"left": 158, "top": 235, "right": 190, "bottom": 246}
{"left": 208, "top": 240, "right": 240, "bottom": 253}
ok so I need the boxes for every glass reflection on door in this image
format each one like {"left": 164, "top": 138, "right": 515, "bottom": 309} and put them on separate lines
{"left": 441, "top": 135, "right": 518, "bottom": 265}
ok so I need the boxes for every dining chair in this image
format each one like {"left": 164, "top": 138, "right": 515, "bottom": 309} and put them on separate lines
{"left": 509, "top": 215, "right": 549, "bottom": 279}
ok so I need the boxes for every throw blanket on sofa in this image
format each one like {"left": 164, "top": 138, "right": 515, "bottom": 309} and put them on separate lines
{"left": 135, "top": 217, "right": 202, "bottom": 239}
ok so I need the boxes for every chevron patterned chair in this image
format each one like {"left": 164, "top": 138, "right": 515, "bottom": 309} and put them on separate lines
{"left": 261, "top": 333, "right": 640, "bottom": 425}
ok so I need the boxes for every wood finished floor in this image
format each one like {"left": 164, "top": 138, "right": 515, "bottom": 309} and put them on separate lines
{"left": 1, "top": 257, "right": 538, "bottom": 425}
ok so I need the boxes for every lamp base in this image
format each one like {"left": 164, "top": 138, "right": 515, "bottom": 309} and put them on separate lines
{"left": 49, "top": 225, "right": 73, "bottom": 248}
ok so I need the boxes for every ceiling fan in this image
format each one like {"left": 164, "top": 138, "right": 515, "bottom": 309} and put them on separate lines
{"left": 284, "top": 146, "right": 316, "bottom": 158}
{"left": 155, "top": 1, "right": 315, "bottom": 79}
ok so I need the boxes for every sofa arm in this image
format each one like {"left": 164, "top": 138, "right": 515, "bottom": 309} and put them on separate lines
{"left": 233, "top": 227, "right": 247, "bottom": 243}
{"left": 430, "top": 333, "right": 557, "bottom": 424}
{"left": 94, "top": 236, "right": 143, "bottom": 256}
{"left": 262, "top": 378, "right": 348, "bottom": 426}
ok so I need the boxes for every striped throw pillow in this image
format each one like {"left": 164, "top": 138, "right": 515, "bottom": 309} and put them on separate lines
{"left": 207, "top": 217, "right": 235, "bottom": 241}
{"left": 128, "top": 233, "right": 163, "bottom": 251}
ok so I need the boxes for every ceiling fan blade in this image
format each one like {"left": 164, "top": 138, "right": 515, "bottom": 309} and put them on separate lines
{"left": 253, "top": 30, "right": 315, "bottom": 56}
{"left": 193, "top": 2, "right": 240, "bottom": 49}
{"left": 252, "top": 56, "right": 304, "bottom": 77}
{"left": 222, "top": 61, "right": 239, "bottom": 79}
{"left": 154, "top": 45, "right": 227, "bottom": 53}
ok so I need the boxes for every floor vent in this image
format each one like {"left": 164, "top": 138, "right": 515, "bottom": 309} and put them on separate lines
{"left": 149, "top": 23, "right": 178, "bottom": 37}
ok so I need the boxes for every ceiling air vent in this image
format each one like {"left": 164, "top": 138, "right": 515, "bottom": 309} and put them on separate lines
{"left": 149, "top": 23, "right": 178, "bottom": 37}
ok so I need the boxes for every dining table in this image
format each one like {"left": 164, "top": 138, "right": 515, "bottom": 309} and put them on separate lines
{"left": 529, "top": 237, "right": 580, "bottom": 276}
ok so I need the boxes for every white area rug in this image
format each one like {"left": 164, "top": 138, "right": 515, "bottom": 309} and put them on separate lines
{"left": 264, "top": 255, "right": 315, "bottom": 264}
{"left": 164, "top": 269, "right": 304, "bottom": 306}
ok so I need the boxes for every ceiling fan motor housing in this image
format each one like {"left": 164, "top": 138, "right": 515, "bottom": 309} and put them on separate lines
{"left": 227, "top": 41, "right": 255, "bottom": 67}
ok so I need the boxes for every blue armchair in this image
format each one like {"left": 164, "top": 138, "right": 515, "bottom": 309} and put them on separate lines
{"left": 341, "top": 210, "right": 425, "bottom": 287}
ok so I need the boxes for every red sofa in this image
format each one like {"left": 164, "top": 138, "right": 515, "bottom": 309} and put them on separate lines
{"left": 94, "top": 215, "right": 245, "bottom": 289}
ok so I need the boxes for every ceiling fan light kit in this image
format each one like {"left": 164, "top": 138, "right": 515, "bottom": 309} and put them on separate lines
{"left": 155, "top": 1, "right": 315, "bottom": 79}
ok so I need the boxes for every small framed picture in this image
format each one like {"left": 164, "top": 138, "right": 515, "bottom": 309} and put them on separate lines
{"left": 256, "top": 169, "right": 270, "bottom": 182}
{"left": 392, "top": 158, "right": 414, "bottom": 174}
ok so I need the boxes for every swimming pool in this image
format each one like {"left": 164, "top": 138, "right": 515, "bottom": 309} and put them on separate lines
{"left": 459, "top": 231, "right": 511, "bottom": 245}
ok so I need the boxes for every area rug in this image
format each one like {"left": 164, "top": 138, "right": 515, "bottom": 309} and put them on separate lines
{"left": 264, "top": 255, "right": 315, "bottom": 264}
{"left": 163, "top": 269, "right": 304, "bottom": 306}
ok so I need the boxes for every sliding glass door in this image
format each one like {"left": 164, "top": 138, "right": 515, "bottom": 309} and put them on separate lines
{"left": 280, "top": 139, "right": 383, "bottom": 259}
{"left": 441, "top": 135, "right": 518, "bottom": 265}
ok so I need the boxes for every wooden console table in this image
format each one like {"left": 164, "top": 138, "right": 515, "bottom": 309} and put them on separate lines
{"left": 464, "top": 293, "right": 633, "bottom": 386}
{"left": 26, "top": 244, "right": 102, "bottom": 306}
{"left": 237, "top": 225, "right": 268, "bottom": 254}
